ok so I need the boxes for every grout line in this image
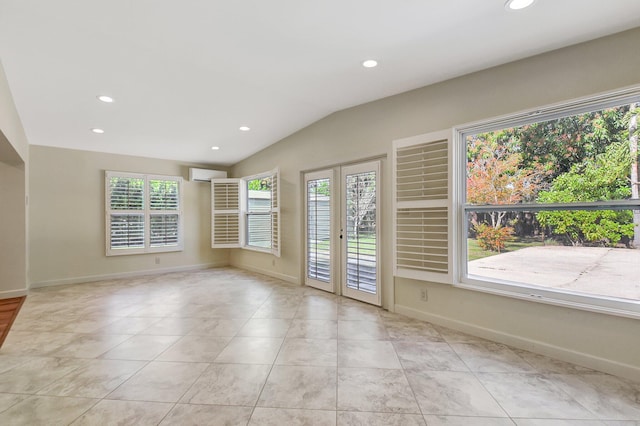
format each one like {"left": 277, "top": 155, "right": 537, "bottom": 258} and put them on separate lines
{"left": 246, "top": 287, "right": 290, "bottom": 423}
{"left": 4, "top": 268, "right": 636, "bottom": 425}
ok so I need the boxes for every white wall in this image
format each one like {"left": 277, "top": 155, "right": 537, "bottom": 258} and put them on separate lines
{"left": 29, "top": 146, "right": 229, "bottom": 286}
{"left": 230, "top": 28, "right": 640, "bottom": 379}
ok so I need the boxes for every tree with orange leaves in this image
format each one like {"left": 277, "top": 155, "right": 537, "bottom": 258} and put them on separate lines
{"left": 467, "top": 132, "right": 544, "bottom": 230}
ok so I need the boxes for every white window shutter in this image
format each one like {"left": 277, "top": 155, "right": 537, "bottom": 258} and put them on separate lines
{"left": 148, "top": 178, "right": 182, "bottom": 250}
{"left": 270, "top": 168, "right": 281, "bottom": 257}
{"left": 211, "top": 178, "right": 242, "bottom": 248}
{"left": 392, "top": 129, "right": 453, "bottom": 284}
{"left": 106, "top": 171, "right": 183, "bottom": 256}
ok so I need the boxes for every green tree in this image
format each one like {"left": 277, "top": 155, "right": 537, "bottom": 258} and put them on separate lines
{"left": 628, "top": 103, "right": 640, "bottom": 247}
{"left": 109, "top": 177, "right": 144, "bottom": 210}
{"left": 309, "top": 179, "right": 330, "bottom": 196}
{"left": 514, "top": 106, "right": 629, "bottom": 183}
{"left": 248, "top": 177, "right": 271, "bottom": 191}
{"left": 536, "top": 142, "right": 633, "bottom": 246}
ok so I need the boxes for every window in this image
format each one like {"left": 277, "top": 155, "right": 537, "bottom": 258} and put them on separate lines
{"left": 211, "top": 168, "right": 280, "bottom": 256}
{"left": 246, "top": 175, "right": 274, "bottom": 249}
{"left": 457, "top": 87, "right": 640, "bottom": 316}
{"left": 106, "top": 171, "right": 183, "bottom": 255}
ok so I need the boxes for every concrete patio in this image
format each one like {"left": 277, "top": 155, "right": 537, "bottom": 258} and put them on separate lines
{"left": 469, "top": 246, "right": 640, "bottom": 301}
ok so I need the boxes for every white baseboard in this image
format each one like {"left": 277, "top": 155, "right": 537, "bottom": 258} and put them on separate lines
{"left": 231, "top": 262, "right": 300, "bottom": 285}
{"left": 30, "top": 262, "right": 228, "bottom": 289}
{"left": 0, "top": 288, "right": 28, "bottom": 299}
{"left": 395, "top": 304, "right": 640, "bottom": 383}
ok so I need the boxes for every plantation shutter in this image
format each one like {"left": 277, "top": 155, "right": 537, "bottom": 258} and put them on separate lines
{"left": 270, "top": 168, "right": 281, "bottom": 257}
{"left": 106, "top": 171, "right": 183, "bottom": 256}
{"left": 392, "top": 129, "right": 453, "bottom": 284}
{"left": 149, "top": 179, "right": 181, "bottom": 248}
{"left": 211, "top": 178, "right": 242, "bottom": 248}
{"left": 107, "top": 174, "right": 145, "bottom": 253}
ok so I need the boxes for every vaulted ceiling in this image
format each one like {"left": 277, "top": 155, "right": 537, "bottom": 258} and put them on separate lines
{"left": 2, "top": 1, "right": 640, "bottom": 165}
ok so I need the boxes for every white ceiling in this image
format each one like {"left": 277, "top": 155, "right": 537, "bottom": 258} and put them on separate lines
{"left": 1, "top": 1, "right": 640, "bottom": 166}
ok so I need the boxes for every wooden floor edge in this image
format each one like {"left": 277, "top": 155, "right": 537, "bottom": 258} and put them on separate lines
{"left": 0, "top": 296, "right": 26, "bottom": 349}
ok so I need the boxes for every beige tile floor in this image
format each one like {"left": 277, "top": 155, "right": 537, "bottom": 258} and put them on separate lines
{"left": 0, "top": 267, "right": 639, "bottom": 425}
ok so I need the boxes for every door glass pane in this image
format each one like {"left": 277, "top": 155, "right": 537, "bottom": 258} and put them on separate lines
{"left": 307, "top": 178, "right": 331, "bottom": 283}
{"left": 345, "top": 171, "right": 377, "bottom": 294}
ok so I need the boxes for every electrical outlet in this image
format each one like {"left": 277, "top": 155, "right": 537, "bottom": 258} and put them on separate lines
{"left": 420, "top": 288, "right": 428, "bottom": 302}
{"left": 155, "top": 257, "right": 160, "bottom": 265}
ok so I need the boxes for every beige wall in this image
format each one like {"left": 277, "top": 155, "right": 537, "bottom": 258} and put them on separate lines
{"left": 29, "top": 146, "right": 229, "bottom": 286}
{"left": 230, "top": 28, "right": 640, "bottom": 379}
{"left": 0, "top": 61, "right": 28, "bottom": 162}
{"left": 0, "top": 151, "right": 27, "bottom": 297}
{"left": 0, "top": 61, "right": 29, "bottom": 297}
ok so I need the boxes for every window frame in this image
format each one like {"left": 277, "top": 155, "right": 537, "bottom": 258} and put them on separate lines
{"left": 105, "top": 171, "right": 184, "bottom": 256}
{"left": 453, "top": 85, "right": 640, "bottom": 319}
{"left": 211, "top": 168, "right": 280, "bottom": 257}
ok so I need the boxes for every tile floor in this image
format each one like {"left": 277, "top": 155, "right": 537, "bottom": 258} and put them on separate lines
{"left": 0, "top": 267, "right": 639, "bottom": 425}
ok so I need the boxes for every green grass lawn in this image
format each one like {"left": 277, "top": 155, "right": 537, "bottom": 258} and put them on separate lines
{"left": 347, "top": 237, "right": 376, "bottom": 256}
{"left": 467, "top": 236, "right": 558, "bottom": 261}
{"left": 309, "top": 236, "right": 377, "bottom": 256}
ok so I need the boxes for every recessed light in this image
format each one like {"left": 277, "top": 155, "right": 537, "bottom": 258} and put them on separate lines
{"left": 505, "top": 0, "right": 535, "bottom": 10}
{"left": 211, "top": 146, "right": 220, "bottom": 150}
{"left": 362, "top": 59, "right": 378, "bottom": 68}
{"left": 91, "top": 128, "right": 105, "bottom": 134}
{"left": 239, "top": 126, "right": 251, "bottom": 131}
{"left": 97, "top": 95, "right": 114, "bottom": 103}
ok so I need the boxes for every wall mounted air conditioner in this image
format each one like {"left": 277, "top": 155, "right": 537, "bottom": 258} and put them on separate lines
{"left": 189, "top": 168, "right": 227, "bottom": 182}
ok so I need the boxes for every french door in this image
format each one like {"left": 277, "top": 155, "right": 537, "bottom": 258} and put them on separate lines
{"left": 305, "top": 170, "right": 335, "bottom": 293}
{"left": 304, "top": 161, "right": 381, "bottom": 305}
{"left": 341, "top": 161, "right": 380, "bottom": 305}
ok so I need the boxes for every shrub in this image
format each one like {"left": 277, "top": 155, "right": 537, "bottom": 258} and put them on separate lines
{"left": 537, "top": 209, "right": 633, "bottom": 247}
{"left": 474, "top": 223, "right": 513, "bottom": 252}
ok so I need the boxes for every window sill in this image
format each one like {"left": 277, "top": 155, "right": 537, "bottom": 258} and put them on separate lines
{"left": 241, "top": 245, "right": 273, "bottom": 255}
{"left": 106, "top": 246, "right": 183, "bottom": 256}
{"left": 455, "top": 276, "right": 640, "bottom": 320}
